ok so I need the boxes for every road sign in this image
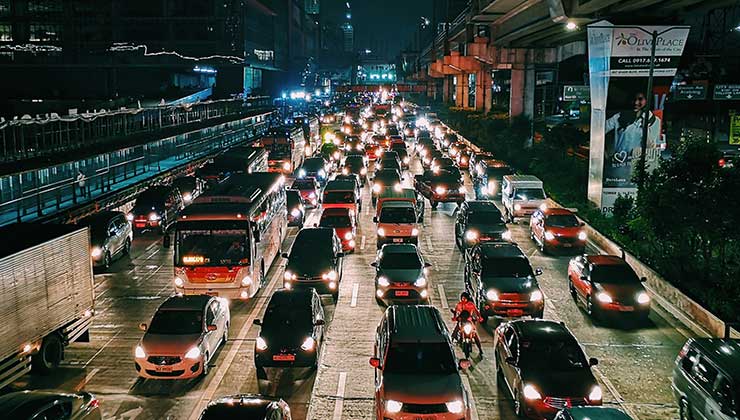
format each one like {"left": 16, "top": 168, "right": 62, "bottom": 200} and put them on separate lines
{"left": 730, "top": 113, "right": 740, "bottom": 145}
{"left": 563, "top": 85, "right": 590, "bottom": 101}
{"left": 714, "top": 84, "right": 740, "bottom": 100}
{"left": 675, "top": 85, "right": 706, "bottom": 100}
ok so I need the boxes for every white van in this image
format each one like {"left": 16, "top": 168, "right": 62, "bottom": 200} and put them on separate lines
{"left": 501, "top": 175, "right": 546, "bottom": 222}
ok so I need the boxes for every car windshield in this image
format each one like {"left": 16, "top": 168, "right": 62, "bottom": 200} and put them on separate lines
{"left": 481, "top": 257, "right": 532, "bottom": 278}
{"left": 302, "top": 159, "right": 324, "bottom": 171}
{"left": 514, "top": 188, "right": 545, "bottom": 200}
{"left": 133, "top": 191, "right": 165, "bottom": 210}
{"left": 547, "top": 214, "right": 580, "bottom": 227}
{"left": 591, "top": 265, "right": 640, "bottom": 284}
{"left": 380, "top": 207, "right": 416, "bottom": 223}
{"left": 324, "top": 191, "right": 356, "bottom": 204}
{"left": 345, "top": 157, "right": 364, "bottom": 168}
{"left": 375, "top": 172, "right": 400, "bottom": 184}
{"left": 468, "top": 211, "right": 502, "bottom": 225}
{"left": 292, "top": 179, "right": 315, "bottom": 190}
{"left": 148, "top": 310, "right": 202, "bottom": 335}
{"left": 379, "top": 252, "right": 421, "bottom": 269}
{"left": 384, "top": 342, "right": 457, "bottom": 374}
{"left": 320, "top": 215, "right": 352, "bottom": 228}
{"left": 176, "top": 228, "right": 250, "bottom": 266}
{"left": 520, "top": 339, "right": 589, "bottom": 371}
{"left": 263, "top": 304, "right": 312, "bottom": 330}
{"left": 290, "top": 238, "right": 333, "bottom": 263}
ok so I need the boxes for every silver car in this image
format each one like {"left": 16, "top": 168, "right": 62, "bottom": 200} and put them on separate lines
{"left": 79, "top": 210, "right": 133, "bottom": 270}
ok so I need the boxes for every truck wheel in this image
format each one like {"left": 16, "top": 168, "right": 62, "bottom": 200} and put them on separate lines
{"left": 32, "top": 334, "right": 63, "bottom": 374}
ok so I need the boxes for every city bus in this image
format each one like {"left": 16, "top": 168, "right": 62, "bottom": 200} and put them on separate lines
{"left": 172, "top": 172, "right": 287, "bottom": 299}
{"left": 293, "top": 115, "right": 320, "bottom": 155}
{"left": 260, "top": 126, "right": 306, "bottom": 174}
{"left": 196, "top": 146, "right": 268, "bottom": 186}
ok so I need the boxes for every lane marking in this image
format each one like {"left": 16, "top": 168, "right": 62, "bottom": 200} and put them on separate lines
{"left": 438, "top": 284, "right": 449, "bottom": 309}
{"left": 360, "top": 235, "right": 366, "bottom": 251}
{"left": 425, "top": 236, "right": 434, "bottom": 252}
{"left": 75, "top": 367, "right": 100, "bottom": 391}
{"left": 350, "top": 283, "right": 359, "bottom": 308}
{"left": 332, "top": 372, "right": 348, "bottom": 420}
{"left": 460, "top": 375, "right": 480, "bottom": 420}
{"left": 84, "top": 330, "right": 121, "bottom": 367}
{"left": 145, "top": 248, "right": 159, "bottom": 260}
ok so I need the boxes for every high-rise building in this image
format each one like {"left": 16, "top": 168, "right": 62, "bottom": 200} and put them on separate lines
{"left": 305, "top": 0, "right": 320, "bottom": 15}
{"left": 342, "top": 22, "right": 354, "bottom": 53}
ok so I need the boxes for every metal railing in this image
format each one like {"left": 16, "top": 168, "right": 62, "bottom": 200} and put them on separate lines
{"left": 0, "top": 96, "right": 271, "bottom": 163}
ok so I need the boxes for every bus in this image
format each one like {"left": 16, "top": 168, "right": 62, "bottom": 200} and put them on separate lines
{"left": 260, "top": 126, "right": 305, "bottom": 174}
{"left": 173, "top": 172, "right": 287, "bottom": 299}
{"left": 293, "top": 115, "right": 320, "bottom": 155}
{"left": 196, "top": 146, "right": 268, "bottom": 186}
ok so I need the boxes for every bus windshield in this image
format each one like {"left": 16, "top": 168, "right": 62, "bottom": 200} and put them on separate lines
{"left": 176, "top": 228, "right": 250, "bottom": 266}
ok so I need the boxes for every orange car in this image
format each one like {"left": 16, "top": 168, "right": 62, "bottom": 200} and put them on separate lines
{"left": 530, "top": 207, "right": 587, "bottom": 254}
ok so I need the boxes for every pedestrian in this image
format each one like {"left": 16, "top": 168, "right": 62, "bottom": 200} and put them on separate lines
{"left": 77, "top": 170, "right": 86, "bottom": 197}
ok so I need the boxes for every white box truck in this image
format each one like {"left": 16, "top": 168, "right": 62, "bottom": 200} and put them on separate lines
{"left": 0, "top": 223, "right": 95, "bottom": 389}
{"left": 502, "top": 175, "right": 547, "bottom": 222}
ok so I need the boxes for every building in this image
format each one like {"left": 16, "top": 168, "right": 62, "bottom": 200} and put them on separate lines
{"left": 341, "top": 22, "right": 354, "bottom": 53}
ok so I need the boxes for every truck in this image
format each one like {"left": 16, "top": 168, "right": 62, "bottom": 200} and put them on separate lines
{"left": 501, "top": 174, "right": 547, "bottom": 222}
{"left": 0, "top": 223, "right": 95, "bottom": 388}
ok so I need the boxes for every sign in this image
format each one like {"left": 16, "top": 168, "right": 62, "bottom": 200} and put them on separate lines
{"left": 563, "top": 85, "right": 590, "bottom": 101}
{"left": 714, "top": 84, "right": 740, "bottom": 100}
{"left": 675, "top": 84, "right": 706, "bottom": 100}
{"left": 730, "top": 112, "right": 740, "bottom": 145}
{"left": 609, "top": 25, "right": 690, "bottom": 77}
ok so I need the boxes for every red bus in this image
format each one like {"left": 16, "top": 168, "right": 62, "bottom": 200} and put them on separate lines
{"left": 173, "top": 172, "right": 287, "bottom": 300}
{"left": 260, "top": 126, "right": 306, "bottom": 175}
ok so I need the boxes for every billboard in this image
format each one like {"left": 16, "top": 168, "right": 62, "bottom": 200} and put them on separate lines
{"left": 587, "top": 21, "right": 689, "bottom": 214}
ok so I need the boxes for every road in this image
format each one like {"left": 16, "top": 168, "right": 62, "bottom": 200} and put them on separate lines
{"left": 11, "top": 133, "right": 690, "bottom": 420}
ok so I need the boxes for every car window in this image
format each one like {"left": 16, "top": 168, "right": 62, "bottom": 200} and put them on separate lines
{"left": 32, "top": 401, "right": 72, "bottom": 420}
{"left": 507, "top": 333, "right": 519, "bottom": 359}
{"left": 681, "top": 347, "right": 698, "bottom": 372}
{"left": 206, "top": 304, "right": 216, "bottom": 325}
{"left": 692, "top": 357, "right": 719, "bottom": 394}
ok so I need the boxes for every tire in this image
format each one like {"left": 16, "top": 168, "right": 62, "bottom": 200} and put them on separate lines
{"left": 31, "top": 334, "right": 63, "bottom": 374}
{"left": 123, "top": 238, "right": 132, "bottom": 255}
{"left": 201, "top": 352, "right": 210, "bottom": 377}
{"left": 569, "top": 281, "right": 577, "bottom": 300}
{"left": 513, "top": 390, "right": 526, "bottom": 418}
{"left": 256, "top": 365, "right": 267, "bottom": 380}
{"left": 463, "top": 341, "right": 472, "bottom": 359}
{"left": 679, "top": 398, "right": 692, "bottom": 420}
{"left": 332, "top": 291, "right": 339, "bottom": 303}
{"left": 431, "top": 200, "right": 438, "bottom": 210}
{"left": 455, "top": 234, "right": 463, "bottom": 250}
{"left": 222, "top": 323, "right": 229, "bottom": 344}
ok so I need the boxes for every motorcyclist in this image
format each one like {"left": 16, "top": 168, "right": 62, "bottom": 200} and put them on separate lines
{"left": 452, "top": 291, "right": 484, "bottom": 355}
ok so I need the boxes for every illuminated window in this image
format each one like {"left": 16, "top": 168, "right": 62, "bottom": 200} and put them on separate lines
{"left": 27, "top": 0, "right": 62, "bottom": 13}
{"left": 30, "top": 23, "right": 62, "bottom": 41}
{"left": 0, "top": 0, "right": 9, "bottom": 15}
{"left": 0, "top": 24, "right": 11, "bottom": 41}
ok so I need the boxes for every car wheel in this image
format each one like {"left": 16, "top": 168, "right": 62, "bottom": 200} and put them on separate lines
{"left": 513, "top": 389, "right": 526, "bottom": 418}
{"left": 430, "top": 200, "right": 438, "bottom": 209}
{"left": 586, "top": 295, "right": 595, "bottom": 316}
{"left": 256, "top": 365, "right": 267, "bottom": 380}
{"left": 569, "top": 281, "right": 577, "bottom": 300}
{"left": 332, "top": 291, "right": 339, "bottom": 303}
{"left": 201, "top": 352, "right": 210, "bottom": 376}
{"left": 222, "top": 323, "right": 229, "bottom": 344}
{"left": 680, "top": 398, "right": 692, "bottom": 420}
{"left": 455, "top": 234, "right": 462, "bottom": 250}
{"left": 123, "top": 238, "right": 132, "bottom": 255}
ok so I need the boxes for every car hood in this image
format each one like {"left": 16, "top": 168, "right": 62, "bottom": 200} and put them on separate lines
{"left": 260, "top": 327, "right": 313, "bottom": 348}
{"left": 481, "top": 277, "right": 538, "bottom": 294}
{"left": 141, "top": 333, "right": 201, "bottom": 356}
{"left": 522, "top": 369, "right": 598, "bottom": 398}
{"left": 378, "top": 268, "right": 422, "bottom": 283}
{"left": 430, "top": 180, "right": 462, "bottom": 189}
{"left": 287, "top": 257, "right": 333, "bottom": 277}
{"left": 547, "top": 225, "right": 582, "bottom": 236}
{"left": 382, "top": 372, "right": 464, "bottom": 403}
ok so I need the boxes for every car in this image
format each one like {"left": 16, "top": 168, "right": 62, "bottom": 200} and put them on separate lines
{"left": 414, "top": 169, "right": 465, "bottom": 209}
{"left": 322, "top": 178, "right": 361, "bottom": 214}
{"left": 430, "top": 157, "right": 456, "bottom": 173}
{"left": 456, "top": 149, "right": 472, "bottom": 170}
{"left": 172, "top": 175, "right": 205, "bottom": 204}
{"left": 291, "top": 177, "right": 320, "bottom": 208}
{"left": 389, "top": 135, "right": 405, "bottom": 148}
{"left": 344, "top": 135, "right": 363, "bottom": 152}
{"left": 319, "top": 207, "right": 358, "bottom": 252}
{"left": 448, "top": 141, "right": 468, "bottom": 159}
{"left": 530, "top": 208, "right": 587, "bottom": 254}
{"left": 254, "top": 289, "right": 325, "bottom": 378}
{"left": 79, "top": 210, "right": 133, "bottom": 270}
{"left": 128, "top": 185, "right": 184, "bottom": 234}
{"left": 494, "top": 319, "right": 602, "bottom": 419}
{"left": 672, "top": 338, "right": 740, "bottom": 420}
{"left": 342, "top": 155, "right": 368, "bottom": 185}
{"left": 454, "top": 201, "right": 511, "bottom": 250}
{"left": 282, "top": 227, "right": 344, "bottom": 301}
{"left": 286, "top": 189, "right": 305, "bottom": 228}
{"left": 372, "top": 168, "right": 403, "bottom": 205}
{"left": 421, "top": 148, "right": 444, "bottom": 170}
{"left": 567, "top": 255, "right": 650, "bottom": 322}
{"left": 465, "top": 242, "right": 544, "bottom": 322}
{"left": 377, "top": 156, "right": 402, "bottom": 172}
{"left": 555, "top": 407, "right": 635, "bottom": 420}
{"left": 298, "top": 157, "right": 330, "bottom": 185}
{"left": 365, "top": 143, "right": 383, "bottom": 160}
{"left": 374, "top": 201, "right": 420, "bottom": 248}
{"left": 469, "top": 152, "right": 495, "bottom": 177}
{"left": 0, "top": 390, "right": 101, "bottom": 419}
{"left": 135, "top": 295, "right": 230, "bottom": 379}
{"left": 370, "top": 305, "right": 472, "bottom": 420}
{"left": 199, "top": 394, "right": 292, "bottom": 419}
{"left": 392, "top": 147, "right": 410, "bottom": 169}
{"left": 473, "top": 161, "right": 513, "bottom": 199}
{"left": 371, "top": 244, "right": 431, "bottom": 305}
{"left": 378, "top": 150, "right": 400, "bottom": 165}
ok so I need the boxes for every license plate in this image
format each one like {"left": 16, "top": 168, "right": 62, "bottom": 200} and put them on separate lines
{"left": 206, "top": 291, "right": 219, "bottom": 297}
{"left": 620, "top": 306, "right": 634, "bottom": 312}
{"left": 392, "top": 238, "right": 403, "bottom": 243}
{"left": 561, "top": 243, "right": 573, "bottom": 247}
{"left": 507, "top": 309, "right": 524, "bottom": 317}
{"left": 395, "top": 290, "right": 410, "bottom": 297}
{"left": 480, "top": 237, "right": 491, "bottom": 241}
{"left": 273, "top": 354, "right": 296, "bottom": 362}
{"left": 155, "top": 366, "right": 173, "bottom": 372}
{"left": 135, "top": 223, "right": 146, "bottom": 228}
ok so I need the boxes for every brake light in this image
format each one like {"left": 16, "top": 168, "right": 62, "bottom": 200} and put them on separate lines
{"left": 88, "top": 398, "right": 100, "bottom": 409}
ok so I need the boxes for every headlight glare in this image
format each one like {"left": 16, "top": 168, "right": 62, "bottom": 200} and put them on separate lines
{"left": 385, "top": 400, "right": 403, "bottom": 413}
{"left": 301, "top": 337, "right": 316, "bottom": 351}
{"left": 637, "top": 292, "right": 650, "bottom": 304}
{"left": 256, "top": 336, "right": 268, "bottom": 351}
{"left": 596, "top": 292, "right": 613, "bottom": 303}
{"left": 523, "top": 384, "right": 542, "bottom": 400}
{"left": 135, "top": 345, "right": 146, "bottom": 358}
{"left": 486, "top": 289, "right": 499, "bottom": 301}
{"left": 414, "top": 277, "right": 426, "bottom": 287}
{"left": 184, "top": 346, "right": 201, "bottom": 359}
{"left": 530, "top": 290, "right": 544, "bottom": 302}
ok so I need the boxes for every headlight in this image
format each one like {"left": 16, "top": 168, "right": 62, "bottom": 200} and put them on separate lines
{"left": 530, "top": 290, "right": 544, "bottom": 302}
{"left": 461, "top": 158, "right": 467, "bottom": 163}
{"left": 318, "top": 169, "right": 326, "bottom": 178}
{"left": 539, "top": 203, "right": 548, "bottom": 211}
{"left": 301, "top": 337, "right": 316, "bottom": 351}
{"left": 637, "top": 292, "right": 650, "bottom": 304}
{"left": 283, "top": 162, "right": 292, "bottom": 171}
{"left": 393, "top": 183, "right": 402, "bottom": 192}
{"left": 486, "top": 289, "right": 499, "bottom": 301}
{"left": 589, "top": 385, "right": 603, "bottom": 402}
{"left": 446, "top": 400, "right": 464, "bottom": 414}
{"left": 462, "top": 323, "right": 473, "bottom": 335}
{"left": 459, "top": 186, "right": 466, "bottom": 193}
{"left": 91, "top": 247, "right": 102, "bottom": 258}
{"left": 465, "top": 230, "right": 478, "bottom": 241}
{"left": 298, "top": 169, "right": 307, "bottom": 178}
{"left": 333, "top": 152, "right": 340, "bottom": 160}
{"left": 126, "top": 213, "right": 134, "bottom": 221}
{"left": 596, "top": 292, "right": 613, "bottom": 303}
{"left": 578, "top": 231, "right": 587, "bottom": 241}
{"left": 184, "top": 346, "right": 201, "bottom": 359}
{"left": 403, "top": 157, "right": 410, "bottom": 164}
{"left": 183, "top": 192, "right": 193, "bottom": 202}
{"left": 135, "top": 345, "right": 146, "bottom": 358}
{"left": 523, "top": 384, "right": 542, "bottom": 400}
{"left": 414, "top": 277, "right": 426, "bottom": 287}
{"left": 377, "top": 276, "right": 390, "bottom": 287}
{"left": 385, "top": 400, "right": 403, "bottom": 414}
{"left": 256, "top": 336, "right": 268, "bottom": 351}
{"left": 309, "top": 192, "right": 316, "bottom": 199}
{"left": 377, "top": 227, "right": 385, "bottom": 237}
{"left": 360, "top": 168, "right": 367, "bottom": 175}
{"left": 344, "top": 232, "right": 354, "bottom": 240}
{"left": 544, "top": 231, "right": 555, "bottom": 241}
{"left": 435, "top": 186, "right": 446, "bottom": 195}
{"left": 241, "top": 276, "right": 252, "bottom": 287}
{"left": 372, "top": 183, "right": 381, "bottom": 193}
{"left": 149, "top": 212, "right": 161, "bottom": 221}
{"left": 284, "top": 271, "right": 296, "bottom": 281}
{"left": 174, "top": 277, "right": 184, "bottom": 287}
{"left": 501, "top": 230, "right": 512, "bottom": 240}
{"left": 291, "top": 208, "right": 301, "bottom": 217}
{"left": 322, "top": 270, "right": 337, "bottom": 281}
{"left": 514, "top": 203, "right": 522, "bottom": 211}
{"left": 487, "top": 182, "right": 497, "bottom": 193}
{"left": 411, "top": 228, "right": 419, "bottom": 236}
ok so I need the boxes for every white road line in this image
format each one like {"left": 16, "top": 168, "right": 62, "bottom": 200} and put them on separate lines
{"left": 425, "top": 236, "right": 434, "bottom": 251}
{"left": 332, "top": 372, "right": 348, "bottom": 420}
{"left": 350, "top": 283, "right": 359, "bottom": 308}
{"left": 460, "top": 375, "right": 480, "bottom": 420}
{"left": 360, "top": 235, "right": 366, "bottom": 250}
{"left": 84, "top": 330, "right": 121, "bottom": 367}
{"left": 75, "top": 367, "right": 100, "bottom": 391}
{"left": 438, "top": 284, "right": 449, "bottom": 309}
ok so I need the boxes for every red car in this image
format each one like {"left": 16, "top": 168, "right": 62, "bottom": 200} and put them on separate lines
{"left": 567, "top": 254, "right": 650, "bottom": 322}
{"left": 291, "top": 178, "right": 320, "bottom": 208}
{"left": 529, "top": 208, "right": 587, "bottom": 254}
{"left": 365, "top": 143, "right": 383, "bottom": 160}
{"left": 319, "top": 207, "right": 357, "bottom": 252}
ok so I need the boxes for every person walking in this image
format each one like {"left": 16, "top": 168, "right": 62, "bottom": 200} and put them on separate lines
{"left": 77, "top": 170, "right": 87, "bottom": 197}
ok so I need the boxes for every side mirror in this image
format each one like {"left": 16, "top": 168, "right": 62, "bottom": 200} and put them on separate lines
{"left": 589, "top": 357, "right": 599, "bottom": 366}
{"left": 139, "top": 323, "right": 147, "bottom": 331}
{"left": 369, "top": 357, "right": 381, "bottom": 368}
{"left": 253, "top": 229, "right": 261, "bottom": 243}
{"left": 370, "top": 262, "right": 378, "bottom": 267}
{"left": 162, "top": 234, "right": 171, "bottom": 248}
{"left": 458, "top": 359, "right": 471, "bottom": 370}
{"left": 534, "top": 268, "right": 543, "bottom": 276}
{"left": 253, "top": 319, "right": 262, "bottom": 326}
{"left": 505, "top": 356, "right": 518, "bottom": 367}
{"left": 281, "top": 252, "right": 289, "bottom": 258}
{"left": 314, "top": 319, "right": 325, "bottom": 326}
{"left": 424, "top": 262, "right": 432, "bottom": 268}
{"left": 640, "top": 276, "right": 647, "bottom": 283}
{"left": 207, "top": 324, "right": 218, "bottom": 332}
{"left": 372, "top": 216, "right": 378, "bottom": 223}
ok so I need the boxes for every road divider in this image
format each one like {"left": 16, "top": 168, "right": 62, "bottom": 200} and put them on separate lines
{"left": 350, "top": 283, "right": 359, "bottom": 308}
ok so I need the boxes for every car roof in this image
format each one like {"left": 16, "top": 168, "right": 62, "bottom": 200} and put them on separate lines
{"left": 78, "top": 210, "right": 124, "bottom": 225}
{"left": 544, "top": 207, "right": 576, "bottom": 216}
{"left": 510, "top": 319, "right": 573, "bottom": 341}
{"left": 0, "top": 391, "right": 84, "bottom": 417}
{"left": 386, "top": 305, "right": 449, "bottom": 343}
{"left": 689, "top": 339, "right": 740, "bottom": 378}
{"left": 295, "top": 227, "right": 335, "bottom": 241}
{"left": 380, "top": 244, "right": 419, "bottom": 254}
{"left": 564, "top": 407, "right": 634, "bottom": 420}
{"left": 585, "top": 255, "right": 626, "bottom": 266}
{"left": 477, "top": 242, "right": 525, "bottom": 259}
{"left": 159, "top": 294, "right": 212, "bottom": 311}
{"left": 268, "top": 288, "right": 314, "bottom": 306}
{"left": 465, "top": 200, "right": 501, "bottom": 213}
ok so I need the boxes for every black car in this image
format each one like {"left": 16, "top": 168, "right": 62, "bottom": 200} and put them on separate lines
{"left": 286, "top": 189, "right": 305, "bottom": 228}
{"left": 494, "top": 320, "right": 602, "bottom": 419}
{"left": 393, "top": 147, "right": 410, "bottom": 169}
{"left": 199, "top": 394, "right": 292, "bottom": 419}
{"left": 79, "top": 210, "right": 133, "bottom": 269}
{"left": 298, "top": 157, "right": 330, "bottom": 185}
{"left": 172, "top": 175, "right": 205, "bottom": 204}
{"left": 376, "top": 156, "right": 402, "bottom": 172}
{"left": 254, "top": 289, "right": 325, "bottom": 377}
{"left": 465, "top": 242, "right": 544, "bottom": 321}
{"left": 421, "top": 149, "right": 444, "bottom": 170}
{"left": 474, "top": 162, "right": 513, "bottom": 199}
{"left": 128, "top": 185, "right": 183, "bottom": 234}
{"left": 282, "top": 227, "right": 344, "bottom": 301}
{"left": 0, "top": 390, "right": 102, "bottom": 420}
{"left": 371, "top": 244, "right": 431, "bottom": 305}
{"left": 342, "top": 155, "right": 368, "bottom": 185}
{"left": 371, "top": 168, "right": 403, "bottom": 205}
{"left": 455, "top": 201, "right": 511, "bottom": 250}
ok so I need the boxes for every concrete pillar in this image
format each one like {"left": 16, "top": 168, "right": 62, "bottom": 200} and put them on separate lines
{"left": 443, "top": 76, "right": 451, "bottom": 104}
{"left": 455, "top": 74, "right": 467, "bottom": 108}
{"left": 475, "top": 69, "right": 492, "bottom": 113}
{"left": 510, "top": 67, "right": 525, "bottom": 118}
{"left": 524, "top": 66, "right": 535, "bottom": 119}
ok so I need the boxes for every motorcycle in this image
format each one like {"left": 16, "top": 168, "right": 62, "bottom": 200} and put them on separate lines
{"left": 451, "top": 309, "right": 476, "bottom": 359}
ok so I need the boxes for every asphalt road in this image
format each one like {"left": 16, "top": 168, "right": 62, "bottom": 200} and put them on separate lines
{"left": 11, "top": 137, "right": 691, "bottom": 420}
